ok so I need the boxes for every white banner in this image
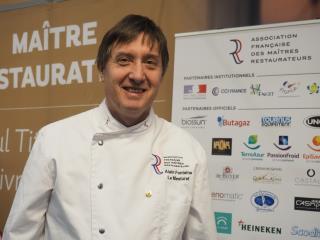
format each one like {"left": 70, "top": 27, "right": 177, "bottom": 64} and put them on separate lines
{"left": 172, "top": 20, "right": 320, "bottom": 240}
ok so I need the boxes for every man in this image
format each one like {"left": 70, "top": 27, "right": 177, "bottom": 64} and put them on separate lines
{"left": 4, "top": 14, "right": 215, "bottom": 239}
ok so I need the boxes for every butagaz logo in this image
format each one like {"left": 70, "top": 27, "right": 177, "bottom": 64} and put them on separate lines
{"left": 279, "top": 81, "right": 300, "bottom": 97}
{"left": 238, "top": 220, "right": 282, "bottom": 235}
{"left": 183, "top": 84, "right": 206, "bottom": 99}
{"left": 250, "top": 84, "right": 274, "bottom": 96}
{"left": 307, "top": 82, "right": 320, "bottom": 94}
{"left": 151, "top": 154, "right": 163, "bottom": 175}
{"left": 217, "top": 116, "right": 250, "bottom": 128}
{"left": 216, "top": 166, "right": 239, "bottom": 181}
{"left": 251, "top": 191, "right": 279, "bottom": 212}
{"left": 243, "top": 134, "right": 261, "bottom": 150}
{"left": 211, "top": 87, "right": 247, "bottom": 96}
{"left": 291, "top": 226, "right": 320, "bottom": 238}
{"left": 212, "top": 138, "right": 232, "bottom": 155}
{"left": 211, "top": 192, "right": 243, "bottom": 201}
{"left": 261, "top": 116, "right": 291, "bottom": 127}
{"left": 294, "top": 197, "right": 320, "bottom": 212}
{"left": 294, "top": 169, "right": 320, "bottom": 187}
{"left": 230, "top": 39, "right": 244, "bottom": 64}
{"left": 304, "top": 115, "right": 320, "bottom": 128}
{"left": 307, "top": 136, "right": 320, "bottom": 151}
{"left": 181, "top": 115, "right": 207, "bottom": 129}
{"left": 273, "top": 135, "right": 292, "bottom": 150}
{"left": 214, "top": 212, "right": 232, "bottom": 234}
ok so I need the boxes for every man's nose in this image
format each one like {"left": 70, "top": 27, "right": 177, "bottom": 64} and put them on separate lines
{"left": 128, "top": 62, "right": 145, "bottom": 83}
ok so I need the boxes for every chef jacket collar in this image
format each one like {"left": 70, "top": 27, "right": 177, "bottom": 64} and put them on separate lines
{"left": 95, "top": 99, "right": 154, "bottom": 134}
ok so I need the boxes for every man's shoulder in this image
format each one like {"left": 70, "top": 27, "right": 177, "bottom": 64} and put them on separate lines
{"left": 40, "top": 107, "right": 97, "bottom": 135}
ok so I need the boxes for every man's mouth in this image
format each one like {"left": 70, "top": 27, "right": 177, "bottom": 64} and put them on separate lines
{"left": 122, "top": 86, "right": 146, "bottom": 93}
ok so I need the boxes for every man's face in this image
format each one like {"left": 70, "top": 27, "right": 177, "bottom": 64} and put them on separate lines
{"left": 102, "top": 33, "right": 163, "bottom": 126}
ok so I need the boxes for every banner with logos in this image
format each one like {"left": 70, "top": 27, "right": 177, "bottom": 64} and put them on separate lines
{"left": 172, "top": 20, "right": 320, "bottom": 239}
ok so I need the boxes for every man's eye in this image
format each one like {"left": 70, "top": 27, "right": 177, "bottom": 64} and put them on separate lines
{"left": 146, "top": 58, "right": 158, "bottom": 66}
{"left": 117, "top": 57, "right": 130, "bottom": 65}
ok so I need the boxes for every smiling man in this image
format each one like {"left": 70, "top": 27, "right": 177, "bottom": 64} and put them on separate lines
{"left": 4, "top": 15, "right": 215, "bottom": 240}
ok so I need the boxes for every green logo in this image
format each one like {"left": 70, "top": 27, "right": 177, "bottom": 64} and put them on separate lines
{"left": 214, "top": 212, "right": 232, "bottom": 234}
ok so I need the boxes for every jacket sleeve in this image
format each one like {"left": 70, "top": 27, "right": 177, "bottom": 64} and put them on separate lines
{"left": 182, "top": 143, "right": 216, "bottom": 240}
{"left": 3, "top": 129, "right": 56, "bottom": 240}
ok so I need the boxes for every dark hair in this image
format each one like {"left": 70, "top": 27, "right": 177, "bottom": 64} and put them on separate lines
{"left": 96, "top": 14, "right": 169, "bottom": 75}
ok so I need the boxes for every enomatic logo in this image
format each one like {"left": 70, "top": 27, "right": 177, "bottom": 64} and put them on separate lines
{"left": 304, "top": 115, "right": 320, "bottom": 128}
{"left": 212, "top": 138, "right": 232, "bottom": 155}
{"left": 214, "top": 212, "right": 232, "bottom": 234}
{"left": 294, "top": 197, "right": 320, "bottom": 212}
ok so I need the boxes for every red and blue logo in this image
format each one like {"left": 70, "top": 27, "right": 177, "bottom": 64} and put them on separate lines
{"left": 151, "top": 154, "right": 163, "bottom": 175}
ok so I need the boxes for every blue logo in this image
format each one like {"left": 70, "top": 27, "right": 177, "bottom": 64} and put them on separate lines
{"left": 214, "top": 212, "right": 232, "bottom": 234}
{"left": 273, "top": 135, "right": 292, "bottom": 150}
{"left": 251, "top": 191, "right": 278, "bottom": 212}
{"left": 291, "top": 226, "right": 320, "bottom": 238}
{"left": 243, "top": 134, "right": 261, "bottom": 150}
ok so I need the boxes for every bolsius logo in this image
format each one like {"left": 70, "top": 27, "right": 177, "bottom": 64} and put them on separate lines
{"left": 294, "top": 197, "right": 320, "bottom": 212}
{"left": 230, "top": 39, "right": 244, "bottom": 64}
{"left": 183, "top": 84, "right": 206, "bottom": 99}
{"left": 261, "top": 116, "right": 291, "bottom": 127}
{"left": 291, "top": 226, "right": 320, "bottom": 238}
{"left": 212, "top": 138, "right": 232, "bottom": 156}
{"left": 278, "top": 81, "right": 300, "bottom": 97}
{"left": 250, "top": 191, "right": 279, "bottom": 212}
{"left": 151, "top": 154, "right": 163, "bottom": 175}
{"left": 307, "top": 136, "right": 320, "bottom": 152}
{"left": 307, "top": 83, "right": 320, "bottom": 94}
{"left": 238, "top": 220, "right": 282, "bottom": 235}
{"left": 273, "top": 135, "right": 292, "bottom": 151}
{"left": 304, "top": 115, "right": 320, "bottom": 128}
{"left": 250, "top": 84, "right": 274, "bottom": 96}
{"left": 217, "top": 116, "right": 250, "bottom": 128}
{"left": 181, "top": 115, "right": 206, "bottom": 129}
{"left": 216, "top": 166, "right": 239, "bottom": 181}
{"left": 243, "top": 134, "right": 261, "bottom": 150}
{"left": 214, "top": 212, "right": 232, "bottom": 234}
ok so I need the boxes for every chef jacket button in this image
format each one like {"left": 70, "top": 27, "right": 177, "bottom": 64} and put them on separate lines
{"left": 145, "top": 191, "right": 152, "bottom": 198}
{"left": 97, "top": 183, "right": 103, "bottom": 189}
{"left": 99, "top": 228, "right": 105, "bottom": 234}
{"left": 98, "top": 140, "right": 103, "bottom": 146}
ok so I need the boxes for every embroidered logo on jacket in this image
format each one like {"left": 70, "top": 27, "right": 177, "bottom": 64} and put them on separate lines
{"left": 151, "top": 154, "right": 163, "bottom": 175}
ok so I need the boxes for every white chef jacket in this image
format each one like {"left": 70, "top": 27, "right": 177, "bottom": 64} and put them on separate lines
{"left": 4, "top": 101, "right": 215, "bottom": 240}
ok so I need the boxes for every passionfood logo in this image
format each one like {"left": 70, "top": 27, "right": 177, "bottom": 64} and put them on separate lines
{"left": 251, "top": 191, "right": 278, "bottom": 212}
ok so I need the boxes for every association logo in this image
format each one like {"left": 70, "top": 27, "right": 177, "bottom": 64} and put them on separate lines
{"left": 238, "top": 220, "right": 282, "bottom": 235}
{"left": 304, "top": 115, "right": 320, "bottom": 128}
{"left": 181, "top": 115, "right": 207, "bottom": 129}
{"left": 291, "top": 226, "right": 320, "bottom": 238}
{"left": 243, "top": 134, "right": 260, "bottom": 150}
{"left": 278, "top": 81, "right": 300, "bottom": 97}
{"left": 183, "top": 84, "right": 207, "bottom": 99}
{"left": 214, "top": 212, "right": 232, "bottom": 234}
{"left": 151, "top": 154, "right": 163, "bottom": 175}
{"left": 230, "top": 39, "right": 243, "bottom": 64}
{"left": 294, "top": 197, "right": 320, "bottom": 212}
{"left": 294, "top": 169, "right": 320, "bottom": 187}
{"left": 307, "top": 136, "right": 320, "bottom": 151}
{"left": 212, "top": 138, "right": 232, "bottom": 156}
{"left": 211, "top": 87, "right": 247, "bottom": 96}
{"left": 273, "top": 135, "right": 292, "bottom": 150}
{"left": 250, "top": 84, "right": 274, "bottom": 96}
{"left": 211, "top": 192, "right": 243, "bottom": 201}
{"left": 261, "top": 116, "right": 291, "bottom": 127}
{"left": 307, "top": 82, "right": 320, "bottom": 94}
{"left": 250, "top": 191, "right": 279, "bottom": 212}
{"left": 216, "top": 166, "right": 239, "bottom": 181}
{"left": 217, "top": 115, "right": 250, "bottom": 128}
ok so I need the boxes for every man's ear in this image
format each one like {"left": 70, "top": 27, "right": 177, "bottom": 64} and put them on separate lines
{"left": 99, "top": 72, "right": 104, "bottom": 82}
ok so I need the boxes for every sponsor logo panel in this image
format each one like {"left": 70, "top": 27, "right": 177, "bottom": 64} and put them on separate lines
{"left": 212, "top": 138, "right": 232, "bottom": 156}
{"left": 214, "top": 212, "right": 232, "bottom": 234}
{"left": 294, "top": 197, "right": 320, "bottom": 212}
{"left": 250, "top": 191, "right": 279, "bottom": 212}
